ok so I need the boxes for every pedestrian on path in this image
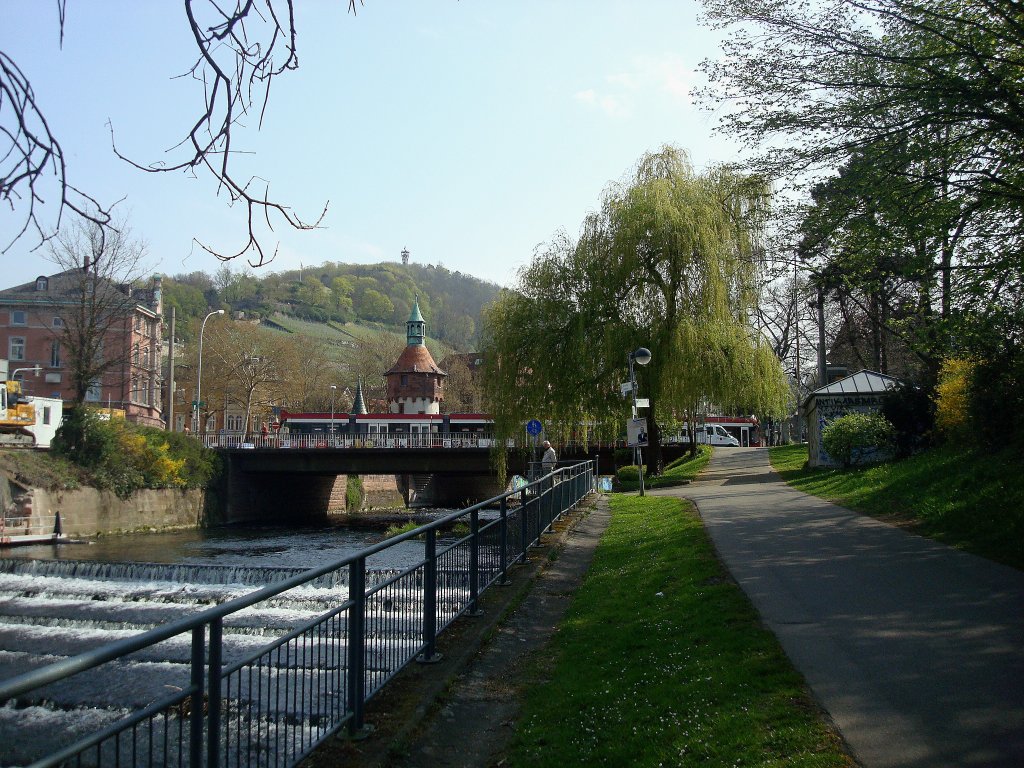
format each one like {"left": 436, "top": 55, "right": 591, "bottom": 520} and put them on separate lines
{"left": 541, "top": 440, "right": 557, "bottom": 473}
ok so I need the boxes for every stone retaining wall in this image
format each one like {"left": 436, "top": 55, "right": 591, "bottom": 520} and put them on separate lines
{"left": 28, "top": 487, "right": 206, "bottom": 537}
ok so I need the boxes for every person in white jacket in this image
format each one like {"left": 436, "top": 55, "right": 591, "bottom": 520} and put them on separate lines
{"left": 541, "top": 440, "right": 557, "bottom": 473}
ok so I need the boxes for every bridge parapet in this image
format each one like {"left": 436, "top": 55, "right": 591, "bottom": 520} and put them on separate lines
{"left": 201, "top": 431, "right": 511, "bottom": 450}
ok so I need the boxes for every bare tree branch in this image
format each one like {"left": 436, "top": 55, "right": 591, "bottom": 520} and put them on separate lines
{"left": 3, "top": 0, "right": 364, "bottom": 262}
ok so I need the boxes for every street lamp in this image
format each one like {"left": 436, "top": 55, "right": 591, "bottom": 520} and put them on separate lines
{"left": 628, "top": 346, "right": 652, "bottom": 496}
{"left": 193, "top": 309, "right": 225, "bottom": 435}
{"left": 329, "top": 384, "right": 337, "bottom": 443}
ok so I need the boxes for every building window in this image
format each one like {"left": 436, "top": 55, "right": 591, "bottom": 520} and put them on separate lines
{"left": 400, "top": 374, "right": 408, "bottom": 385}
{"left": 9, "top": 336, "right": 25, "bottom": 361}
{"left": 10, "top": 310, "right": 26, "bottom": 326}
{"left": 35, "top": 277, "right": 48, "bottom": 291}
{"left": 50, "top": 340, "right": 61, "bottom": 368}
{"left": 85, "top": 380, "right": 102, "bottom": 402}
{"left": 52, "top": 317, "right": 63, "bottom": 329}
{"left": 133, "top": 343, "right": 140, "bottom": 366}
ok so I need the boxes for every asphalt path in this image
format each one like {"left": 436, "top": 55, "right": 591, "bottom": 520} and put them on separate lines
{"left": 652, "top": 447, "right": 1024, "bottom": 768}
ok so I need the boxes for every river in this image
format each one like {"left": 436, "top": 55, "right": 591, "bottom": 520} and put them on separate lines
{"left": 0, "top": 515, "right": 443, "bottom": 571}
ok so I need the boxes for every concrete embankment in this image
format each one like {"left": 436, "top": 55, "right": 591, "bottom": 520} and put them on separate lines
{"left": 20, "top": 487, "right": 206, "bottom": 537}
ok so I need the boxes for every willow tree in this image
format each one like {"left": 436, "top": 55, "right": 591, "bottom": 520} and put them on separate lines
{"left": 482, "top": 146, "right": 789, "bottom": 474}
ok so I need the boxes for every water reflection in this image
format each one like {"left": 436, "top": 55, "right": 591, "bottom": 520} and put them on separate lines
{"left": 2, "top": 514, "right": 456, "bottom": 571}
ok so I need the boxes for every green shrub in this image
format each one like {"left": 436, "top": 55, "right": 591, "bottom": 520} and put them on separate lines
{"left": 615, "top": 464, "right": 647, "bottom": 483}
{"left": 881, "top": 381, "right": 935, "bottom": 458}
{"left": 346, "top": 475, "right": 365, "bottom": 511}
{"left": 384, "top": 520, "right": 422, "bottom": 538}
{"left": 821, "top": 412, "right": 895, "bottom": 468}
{"left": 52, "top": 408, "right": 221, "bottom": 497}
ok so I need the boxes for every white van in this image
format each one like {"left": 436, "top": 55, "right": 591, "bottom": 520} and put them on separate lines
{"left": 703, "top": 424, "right": 740, "bottom": 446}
{"left": 674, "top": 424, "right": 741, "bottom": 447}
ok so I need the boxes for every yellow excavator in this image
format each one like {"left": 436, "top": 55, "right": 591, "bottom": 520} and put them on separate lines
{"left": 0, "top": 379, "right": 37, "bottom": 447}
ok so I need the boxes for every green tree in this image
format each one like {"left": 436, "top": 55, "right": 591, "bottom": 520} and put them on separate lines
{"left": 357, "top": 289, "right": 395, "bottom": 322}
{"left": 701, "top": 0, "right": 1024, "bottom": 390}
{"left": 482, "top": 147, "right": 790, "bottom": 474}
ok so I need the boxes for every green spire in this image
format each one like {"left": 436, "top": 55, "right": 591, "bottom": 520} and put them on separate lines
{"left": 407, "top": 295, "right": 425, "bottom": 346}
{"left": 352, "top": 377, "right": 368, "bottom": 415}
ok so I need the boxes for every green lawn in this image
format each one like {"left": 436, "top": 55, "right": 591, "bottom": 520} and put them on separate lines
{"left": 616, "top": 445, "right": 712, "bottom": 492}
{"left": 769, "top": 443, "right": 1024, "bottom": 570}
{"left": 508, "top": 495, "right": 853, "bottom": 768}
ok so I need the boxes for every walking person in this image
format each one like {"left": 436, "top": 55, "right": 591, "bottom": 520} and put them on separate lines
{"left": 541, "top": 440, "right": 557, "bottom": 474}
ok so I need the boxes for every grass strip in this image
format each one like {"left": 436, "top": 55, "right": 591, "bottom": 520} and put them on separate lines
{"left": 508, "top": 495, "right": 853, "bottom": 767}
{"left": 769, "top": 443, "right": 1024, "bottom": 570}
{"left": 617, "top": 445, "right": 712, "bottom": 492}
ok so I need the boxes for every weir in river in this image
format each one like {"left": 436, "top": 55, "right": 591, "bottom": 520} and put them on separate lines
{"left": 0, "top": 522, "right": 461, "bottom": 766}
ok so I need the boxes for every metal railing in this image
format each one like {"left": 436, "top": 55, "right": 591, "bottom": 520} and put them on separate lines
{"left": 198, "top": 431, "right": 509, "bottom": 450}
{"left": 0, "top": 461, "right": 595, "bottom": 768}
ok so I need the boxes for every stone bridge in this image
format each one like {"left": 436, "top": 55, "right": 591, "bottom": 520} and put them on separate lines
{"left": 217, "top": 446, "right": 531, "bottom": 523}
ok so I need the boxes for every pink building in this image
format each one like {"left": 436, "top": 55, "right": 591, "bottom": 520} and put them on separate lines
{"left": 0, "top": 270, "right": 164, "bottom": 427}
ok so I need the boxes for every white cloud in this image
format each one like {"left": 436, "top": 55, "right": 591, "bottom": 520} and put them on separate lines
{"left": 573, "top": 53, "right": 697, "bottom": 118}
{"left": 573, "top": 88, "right": 629, "bottom": 118}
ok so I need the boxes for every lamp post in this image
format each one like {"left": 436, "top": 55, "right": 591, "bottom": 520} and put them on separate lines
{"left": 193, "top": 309, "right": 225, "bottom": 435}
{"left": 628, "top": 346, "right": 652, "bottom": 496}
{"left": 329, "top": 384, "right": 337, "bottom": 444}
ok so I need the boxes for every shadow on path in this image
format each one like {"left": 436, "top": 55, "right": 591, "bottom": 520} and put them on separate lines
{"left": 651, "top": 447, "right": 1024, "bottom": 768}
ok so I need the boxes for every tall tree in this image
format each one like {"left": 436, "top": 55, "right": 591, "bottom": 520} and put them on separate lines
{"left": 482, "top": 147, "right": 790, "bottom": 473}
{"left": 43, "top": 220, "right": 150, "bottom": 403}
{"left": 700, "top": 0, "right": 1024, "bottom": 209}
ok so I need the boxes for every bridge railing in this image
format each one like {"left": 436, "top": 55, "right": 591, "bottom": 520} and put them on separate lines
{"left": 0, "top": 460, "right": 595, "bottom": 768}
{"left": 199, "top": 431, "right": 511, "bottom": 450}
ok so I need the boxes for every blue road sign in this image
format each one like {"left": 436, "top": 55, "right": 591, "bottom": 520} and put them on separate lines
{"left": 526, "top": 419, "right": 543, "bottom": 436}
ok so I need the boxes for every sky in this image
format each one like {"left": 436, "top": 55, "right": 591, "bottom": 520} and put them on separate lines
{"left": 1, "top": 1, "right": 740, "bottom": 290}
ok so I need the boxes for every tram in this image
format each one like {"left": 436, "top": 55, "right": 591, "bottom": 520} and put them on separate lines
{"left": 277, "top": 410, "right": 496, "bottom": 448}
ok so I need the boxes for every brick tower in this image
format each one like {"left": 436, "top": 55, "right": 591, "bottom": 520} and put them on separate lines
{"left": 385, "top": 298, "right": 446, "bottom": 414}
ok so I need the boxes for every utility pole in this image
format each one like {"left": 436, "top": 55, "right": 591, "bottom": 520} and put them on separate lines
{"left": 166, "top": 307, "right": 175, "bottom": 431}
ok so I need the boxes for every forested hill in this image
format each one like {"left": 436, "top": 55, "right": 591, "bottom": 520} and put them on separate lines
{"left": 161, "top": 261, "right": 501, "bottom": 351}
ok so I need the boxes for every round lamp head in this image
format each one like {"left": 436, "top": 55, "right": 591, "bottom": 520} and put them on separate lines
{"left": 632, "top": 347, "right": 652, "bottom": 366}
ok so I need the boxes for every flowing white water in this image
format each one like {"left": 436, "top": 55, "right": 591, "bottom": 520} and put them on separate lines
{"left": 0, "top": 519, "right": 479, "bottom": 767}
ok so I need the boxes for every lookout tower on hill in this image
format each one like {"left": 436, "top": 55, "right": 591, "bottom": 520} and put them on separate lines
{"left": 386, "top": 298, "right": 446, "bottom": 414}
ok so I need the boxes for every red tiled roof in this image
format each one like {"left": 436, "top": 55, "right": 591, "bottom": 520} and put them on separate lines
{"left": 386, "top": 345, "right": 446, "bottom": 376}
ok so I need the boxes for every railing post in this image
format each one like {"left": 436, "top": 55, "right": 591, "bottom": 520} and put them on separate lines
{"left": 189, "top": 626, "right": 205, "bottom": 768}
{"left": 468, "top": 510, "right": 483, "bottom": 615}
{"left": 498, "top": 497, "right": 511, "bottom": 585}
{"left": 206, "top": 617, "right": 222, "bottom": 768}
{"left": 418, "top": 529, "right": 442, "bottom": 663}
{"left": 347, "top": 557, "right": 367, "bottom": 735}
{"left": 520, "top": 488, "right": 530, "bottom": 561}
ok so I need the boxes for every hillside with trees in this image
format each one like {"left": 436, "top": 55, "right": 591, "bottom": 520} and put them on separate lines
{"left": 163, "top": 260, "right": 497, "bottom": 432}
{"left": 162, "top": 261, "right": 497, "bottom": 352}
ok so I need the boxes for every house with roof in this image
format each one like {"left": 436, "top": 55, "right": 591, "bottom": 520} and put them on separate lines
{"left": 802, "top": 369, "right": 902, "bottom": 467}
{"left": 0, "top": 270, "right": 164, "bottom": 427}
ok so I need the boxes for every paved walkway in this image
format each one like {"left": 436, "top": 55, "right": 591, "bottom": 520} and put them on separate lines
{"left": 652, "top": 447, "right": 1024, "bottom": 768}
